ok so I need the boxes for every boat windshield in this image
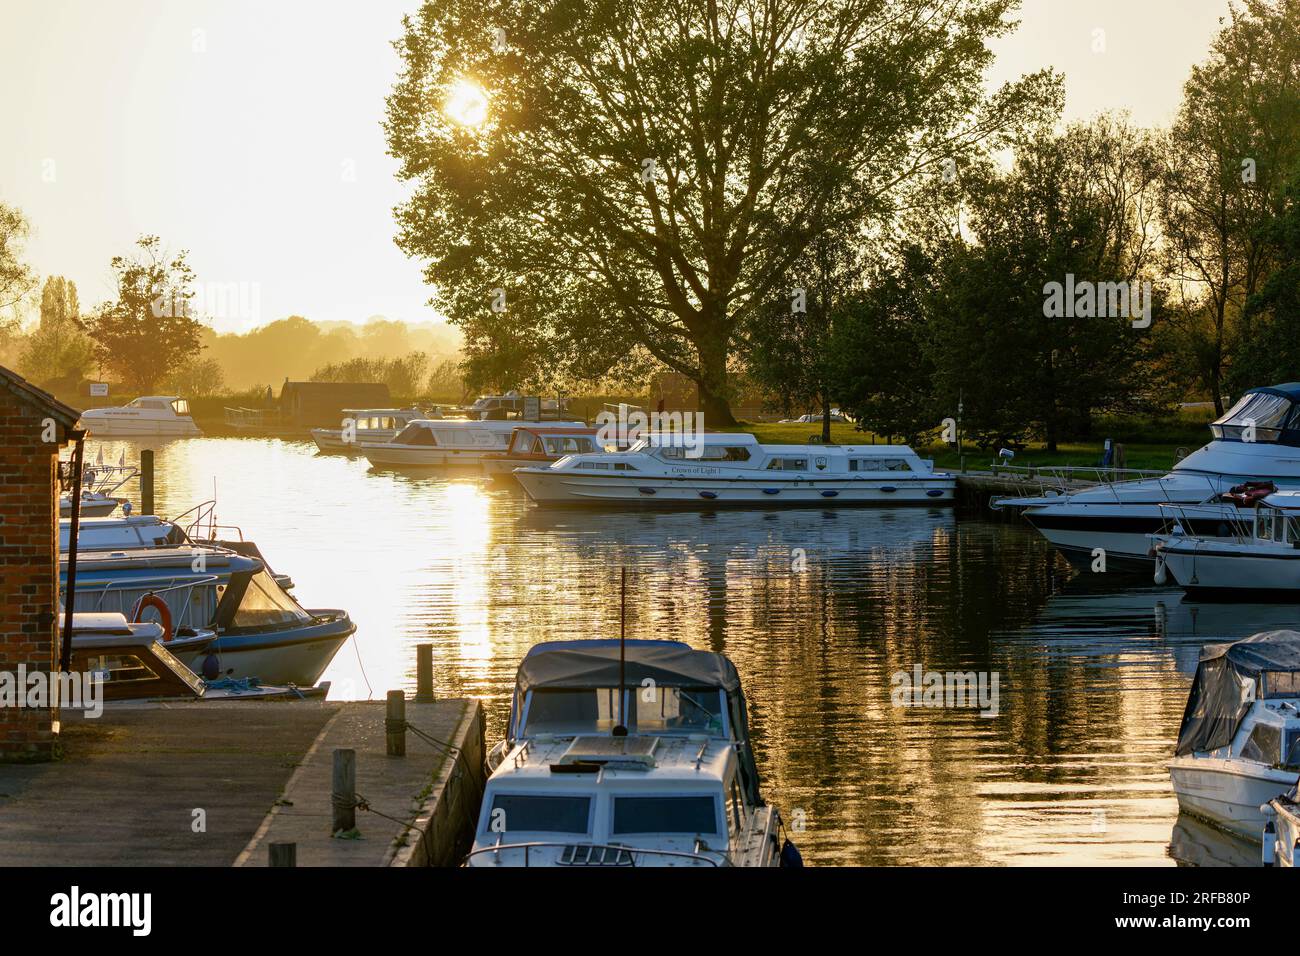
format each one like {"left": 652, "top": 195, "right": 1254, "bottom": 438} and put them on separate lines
{"left": 611, "top": 795, "right": 721, "bottom": 836}
{"left": 171, "top": 399, "right": 190, "bottom": 416}
{"left": 230, "top": 570, "right": 312, "bottom": 629}
{"left": 1211, "top": 391, "right": 1294, "bottom": 442}
{"left": 393, "top": 423, "right": 437, "bottom": 446}
{"left": 522, "top": 687, "right": 726, "bottom": 737}
{"left": 487, "top": 794, "right": 591, "bottom": 834}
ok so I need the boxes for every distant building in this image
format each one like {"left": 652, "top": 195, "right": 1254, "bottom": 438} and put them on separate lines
{"left": 277, "top": 382, "right": 392, "bottom": 429}
{"left": 0, "top": 365, "right": 82, "bottom": 760}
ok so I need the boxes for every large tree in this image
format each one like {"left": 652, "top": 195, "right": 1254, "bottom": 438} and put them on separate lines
{"left": 386, "top": 0, "right": 1059, "bottom": 424}
{"left": 925, "top": 118, "right": 1161, "bottom": 451}
{"left": 85, "top": 236, "right": 207, "bottom": 395}
{"left": 1157, "top": 0, "right": 1300, "bottom": 412}
{"left": 18, "top": 276, "right": 95, "bottom": 387}
{"left": 0, "top": 203, "right": 37, "bottom": 322}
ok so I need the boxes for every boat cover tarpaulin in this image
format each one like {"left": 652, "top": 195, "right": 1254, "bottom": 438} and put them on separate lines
{"left": 515, "top": 640, "right": 741, "bottom": 695}
{"left": 1175, "top": 630, "right": 1300, "bottom": 756}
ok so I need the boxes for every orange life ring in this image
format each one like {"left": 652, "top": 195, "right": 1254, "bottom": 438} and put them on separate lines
{"left": 131, "top": 593, "right": 173, "bottom": 642}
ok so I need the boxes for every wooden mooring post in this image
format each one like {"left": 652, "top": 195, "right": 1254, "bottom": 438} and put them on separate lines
{"left": 386, "top": 690, "right": 406, "bottom": 757}
{"left": 268, "top": 842, "right": 296, "bottom": 867}
{"left": 140, "top": 449, "right": 154, "bottom": 515}
{"left": 331, "top": 748, "right": 356, "bottom": 833}
{"left": 415, "top": 644, "right": 434, "bottom": 702}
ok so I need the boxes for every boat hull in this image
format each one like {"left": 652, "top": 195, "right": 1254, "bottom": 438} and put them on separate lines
{"left": 363, "top": 445, "right": 504, "bottom": 467}
{"left": 1169, "top": 756, "right": 1296, "bottom": 841}
{"left": 78, "top": 416, "right": 201, "bottom": 437}
{"left": 61, "top": 496, "right": 121, "bottom": 518}
{"left": 1025, "top": 503, "right": 1247, "bottom": 567}
{"left": 1161, "top": 543, "right": 1300, "bottom": 597}
{"left": 312, "top": 428, "right": 400, "bottom": 453}
{"left": 188, "top": 610, "right": 353, "bottom": 685}
{"left": 514, "top": 470, "right": 956, "bottom": 507}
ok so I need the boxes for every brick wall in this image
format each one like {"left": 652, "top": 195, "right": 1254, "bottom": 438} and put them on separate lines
{"left": 0, "top": 391, "right": 61, "bottom": 759}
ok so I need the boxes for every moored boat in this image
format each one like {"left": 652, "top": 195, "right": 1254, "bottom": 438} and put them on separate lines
{"left": 480, "top": 425, "right": 605, "bottom": 479}
{"left": 361, "top": 417, "right": 585, "bottom": 468}
{"left": 1169, "top": 630, "right": 1300, "bottom": 841}
{"left": 996, "top": 384, "right": 1300, "bottom": 568}
{"left": 513, "top": 432, "right": 954, "bottom": 507}
{"left": 1152, "top": 491, "right": 1300, "bottom": 598}
{"left": 310, "top": 407, "right": 426, "bottom": 453}
{"left": 78, "top": 396, "right": 202, "bottom": 437}
{"left": 467, "top": 639, "right": 798, "bottom": 867}
{"left": 62, "top": 545, "right": 352, "bottom": 686}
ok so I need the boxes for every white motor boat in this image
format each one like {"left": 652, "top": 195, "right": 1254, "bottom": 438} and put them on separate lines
{"left": 1264, "top": 784, "right": 1300, "bottom": 865}
{"left": 466, "top": 639, "right": 796, "bottom": 868}
{"left": 59, "top": 460, "right": 139, "bottom": 518}
{"left": 360, "top": 417, "right": 585, "bottom": 468}
{"left": 997, "top": 384, "right": 1300, "bottom": 568}
{"left": 310, "top": 407, "right": 426, "bottom": 453}
{"left": 78, "top": 396, "right": 202, "bottom": 437}
{"left": 1169, "top": 630, "right": 1300, "bottom": 841}
{"left": 1152, "top": 491, "right": 1300, "bottom": 598}
{"left": 513, "top": 432, "right": 954, "bottom": 506}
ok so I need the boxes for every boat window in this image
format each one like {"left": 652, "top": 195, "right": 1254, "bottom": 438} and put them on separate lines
{"left": 1241, "top": 722, "right": 1282, "bottom": 764}
{"left": 171, "top": 399, "right": 190, "bottom": 416}
{"left": 1265, "top": 671, "right": 1300, "bottom": 698}
{"left": 1285, "top": 732, "right": 1300, "bottom": 771}
{"left": 394, "top": 424, "right": 437, "bottom": 446}
{"left": 635, "top": 687, "right": 726, "bottom": 736}
{"left": 766, "top": 458, "right": 808, "bottom": 471}
{"left": 523, "top": 688, "right": 621, "bottom": 735}
{"left": 577, "top": 461, "right": 611, "bottom": 470}
{"left": 82, "top": 653, "right": 160, "bottom": 685}
{"left": 696, "top": 445, "right": 751, "bottom": 462}
{"left": 850, "top": 458, "right": 912, "bottom": 472}
{"left": 230, "top": 570, "right": 312, "bottom": 629}
{"left": 488, "top": 794, "right": 591, "bottom": 834}
{"left": 612, "top": 796, "right": 721, "bottom": 835}
{"left": 612, "top": 462, "right": 638, "bottom": 471}
{"left": 1211, "top": 391, "right": 1293, "bottom": 442}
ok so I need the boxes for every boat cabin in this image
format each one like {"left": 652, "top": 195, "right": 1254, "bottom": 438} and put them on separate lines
{"left": 1176, "top": 630, "right": 1300, "bottom": 768}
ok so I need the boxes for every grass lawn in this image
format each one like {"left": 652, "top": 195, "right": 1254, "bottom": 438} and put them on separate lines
{"left": 741, "top": 421, "right": 1206, "bottom": 473}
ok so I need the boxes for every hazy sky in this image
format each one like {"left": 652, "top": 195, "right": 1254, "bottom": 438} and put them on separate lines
{"left": 1, "top": 0, "right": 1236, "bottom": 334}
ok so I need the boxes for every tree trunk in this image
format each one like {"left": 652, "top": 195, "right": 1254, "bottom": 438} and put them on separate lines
{"left": 694, "top": 333, "right": 736, "bottom": 426}
{"left": 821, "top": 396, "right": 831, "bottom": 444}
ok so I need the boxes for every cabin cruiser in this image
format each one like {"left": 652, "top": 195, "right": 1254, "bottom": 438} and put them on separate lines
{"left": 62, "top": 546, "right": 352, "bottom": 685}
{"left": 360, "top": 417, "right": 584, "bottom": 468}
{"left": 61, "top": 506, "right": 294, "bottom": 590}
{"left": 68, "top": 613, "right": 328, "bottom": 703}
{"left": 1151, "top": 491, "right": 1300, "bottom": 598}
{"left": 996, "top": 385, "right": 1300, "bottom": 568}
{"left": 513, "top": 432, "right": 955, "bottom": 506}
{"left": 310, "top": 407, "right": 426, "bottom": 453}
{"left": 79, "top": 396, "right": 202, "bottom": 437}
{"left": 1169, "top": 630, "right": 1300, "bottom": 840}
{"left": 480, "top": 425, "right": 605, "bottom": 479}
{"left": 467, "top": 640, "right": 795, "bottom": 867}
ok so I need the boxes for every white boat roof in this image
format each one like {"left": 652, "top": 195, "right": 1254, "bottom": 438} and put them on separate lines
{"left": 495, "top": 734, "right": 733, "bottom": 787}
{"left": 341, "top": 408, "right": 420, "bottom": 415}
{"left": 1264, "top": 491, "right": 1300, "bottom": 509}
{"left": 69, "top": 612, "right": 164, "bottom": 640}
{"left": 640, "top": 432, "right": 916, "bottom": 455}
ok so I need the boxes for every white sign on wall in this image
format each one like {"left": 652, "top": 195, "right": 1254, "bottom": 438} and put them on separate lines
{"left": 89, "top": 383, "right": 109, "bottom": 397}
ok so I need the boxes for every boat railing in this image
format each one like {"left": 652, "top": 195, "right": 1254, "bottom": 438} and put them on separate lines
{"left": 989, "top": 463, "right": 1169, "bottom": 494}
{"left": 172, "top": 499, "right": 247, "bottom": 543}
{"left": 1155, "top": 501, "right": 1256, "bottom": 543}
{"left": 464, "top": 839, "right": 727, "bottom": 867}
{"left": 79, "top": 573, "right": 221, "bottom": 630}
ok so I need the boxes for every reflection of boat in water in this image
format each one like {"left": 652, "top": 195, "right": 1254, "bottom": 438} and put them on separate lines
{"left": 1168, "top": 812, "right": 1260, "bottom": 867}
{"left": 467, "top": 639, "right": 796, "bottom": 868}
{"left": 1169, "top": 631, "right": 1300, "bottom": 841}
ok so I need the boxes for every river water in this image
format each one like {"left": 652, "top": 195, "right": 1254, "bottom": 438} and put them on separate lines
{"left": 85, "top": 436, "right": 1286, "bottom": 866}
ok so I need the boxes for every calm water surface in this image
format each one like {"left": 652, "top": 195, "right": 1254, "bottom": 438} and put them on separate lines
{"left": 89, "top": 436, "right": 1289, "bottom": 866}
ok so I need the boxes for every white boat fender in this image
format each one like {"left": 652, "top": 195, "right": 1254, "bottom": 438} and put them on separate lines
{"left": 1153, "top": 555, "right": 1168, "bottom": 586}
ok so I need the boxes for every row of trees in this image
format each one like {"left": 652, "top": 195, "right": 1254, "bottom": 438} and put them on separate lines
{"left": 386, "top": 0, "right": 1300, "bottom": 447}
{"left": 309, "top": 352, "right": 465, "bottom": 400}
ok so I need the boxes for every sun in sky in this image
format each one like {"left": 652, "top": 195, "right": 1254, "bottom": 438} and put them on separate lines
{"left": 445, "top": 78, "right": 489, "bottom": 127}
